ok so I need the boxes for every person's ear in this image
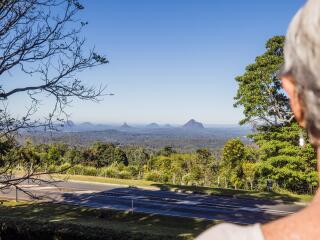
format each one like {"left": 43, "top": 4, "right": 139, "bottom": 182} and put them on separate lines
{"left": 281, "top": 75, "right": 306, "bottom": 127}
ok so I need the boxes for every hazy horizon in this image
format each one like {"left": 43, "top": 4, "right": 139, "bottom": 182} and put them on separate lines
{"left": 66, "top": 119, "right": 251, "bottom": 128}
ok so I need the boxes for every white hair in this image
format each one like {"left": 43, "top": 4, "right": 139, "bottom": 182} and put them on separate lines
{"left": 284, "top": 0, "right": 320, "bottom": 145}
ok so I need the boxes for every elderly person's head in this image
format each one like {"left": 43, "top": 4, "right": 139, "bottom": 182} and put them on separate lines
{"left": 282, "top": 0, "right": 320, "bottom": 147}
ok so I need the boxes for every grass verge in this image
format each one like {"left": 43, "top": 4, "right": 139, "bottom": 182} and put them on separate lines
{"left": 60, "top": 174, "right": 313, "bottom": 203}
{"left": 0, "top": 200, "right": 216, "bottom": 240}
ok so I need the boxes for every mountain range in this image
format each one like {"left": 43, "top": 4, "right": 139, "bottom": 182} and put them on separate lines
{"left": 61, "top": 119, "right": 207, "bottom": 132}
{"left": 20, "top": 119, "right": 252, "bottom": 150}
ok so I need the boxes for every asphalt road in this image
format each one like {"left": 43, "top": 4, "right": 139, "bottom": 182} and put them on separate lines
{"left": 0, "top": 180, "right": 306, "bottom": 224}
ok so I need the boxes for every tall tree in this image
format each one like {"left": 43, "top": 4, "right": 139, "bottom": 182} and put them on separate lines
{"left": 234, "top": 36, "right": 318, "bottom": 193}
{"left": 242, "top": 161, "right": 257, "bottom": 190}
{"left": 221, "top": 138, "right": 246, "bottom": 189}
{"left": 234, "top": 36, "right": 293, "bottom": 126}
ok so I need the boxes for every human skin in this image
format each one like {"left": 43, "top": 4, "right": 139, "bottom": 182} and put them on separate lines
{"left": 262, "top": 75, "right": 320, "bottom": 240}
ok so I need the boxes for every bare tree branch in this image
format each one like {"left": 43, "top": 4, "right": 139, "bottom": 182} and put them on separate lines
{"left": 0, "top": 0, "right": 109, "bottom": 194}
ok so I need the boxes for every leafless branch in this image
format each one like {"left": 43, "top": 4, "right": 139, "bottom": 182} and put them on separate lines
{"left": 0, "top": 0, "right": 109, "bottom": 193}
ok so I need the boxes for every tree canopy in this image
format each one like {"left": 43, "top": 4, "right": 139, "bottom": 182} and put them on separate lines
{"left": 234, "top": 36, "right": 293, "bottom": 126}
{"left": 234, "top": 36, "right": 318, "bottom": 194}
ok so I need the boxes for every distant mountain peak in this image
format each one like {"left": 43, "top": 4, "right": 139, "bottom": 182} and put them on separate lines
{"left": 120, "top": 122, "right": 131, "bottom": 128}
{"left": 183, "top": 119, "right": 204, "bottom": 129}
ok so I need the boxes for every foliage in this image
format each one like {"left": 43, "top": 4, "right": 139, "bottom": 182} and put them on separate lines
{"left": 83, "top": 142, "right": 128, "bottom": 167}
{"left": 242, "top": 161, "right": 257, "bottom": 190}
{"left": 253, "top": 123, "right": 318, "bottom": 193}
{"left": 2, "top": 132, "right": 316, "bottom": 195}
{"left": 221, "top": 139, "right": 246, "bottom": 189}
{"left": 234, "top": 36, "right": 293, "bottom": 126}
{"left": 158, "top": 146, "right": 177, "bottom": 157}
{"left": 234, "top": 35, "right": 318, "bottom": 194}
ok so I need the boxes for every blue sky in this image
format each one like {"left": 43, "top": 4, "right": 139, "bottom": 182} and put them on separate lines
{"left": 11, "top": 0, "right": 306, "bottom": 125}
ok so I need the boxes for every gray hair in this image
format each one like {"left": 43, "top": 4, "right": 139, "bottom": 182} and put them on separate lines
{"left": 284, "top": 0, "right": 320, "bottom": 145}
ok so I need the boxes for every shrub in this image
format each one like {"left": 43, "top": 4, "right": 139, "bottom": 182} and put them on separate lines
{"left": 126, "top": 166, "right": 139, "bottom": 178}
{"left": 67, "top": 164, "right": 84, "bottom": 175}
{"left": 58, "top": 163, "right": 72, "bottom": 173}
{"left": 66, "top": 165, "right": 98, "bottom": 176}
{"left": 82, "top": 166, "right": 98, "bottom": 176}
{"left": 98, "top": 167, "right": 118, "bottom": 178}
{"left": 144, "top": 170, "right": 162, "bottom": 182}
{"left": 118, "top": 170, "right": 132, "bottom": 179}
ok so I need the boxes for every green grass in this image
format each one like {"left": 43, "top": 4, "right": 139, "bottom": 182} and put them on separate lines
{"left": 60, "top": 174, "right": 313, "bottom": 203}
{"left": 60, "top": 174, "right": 158, "bottom": 188}
{"left": 0, "top": 200, "right": 217, "bottom": 239}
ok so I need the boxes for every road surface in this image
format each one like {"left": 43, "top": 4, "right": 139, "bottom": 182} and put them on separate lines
{"left": 0, "top": 180, "right": 306, "bottom": 224}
